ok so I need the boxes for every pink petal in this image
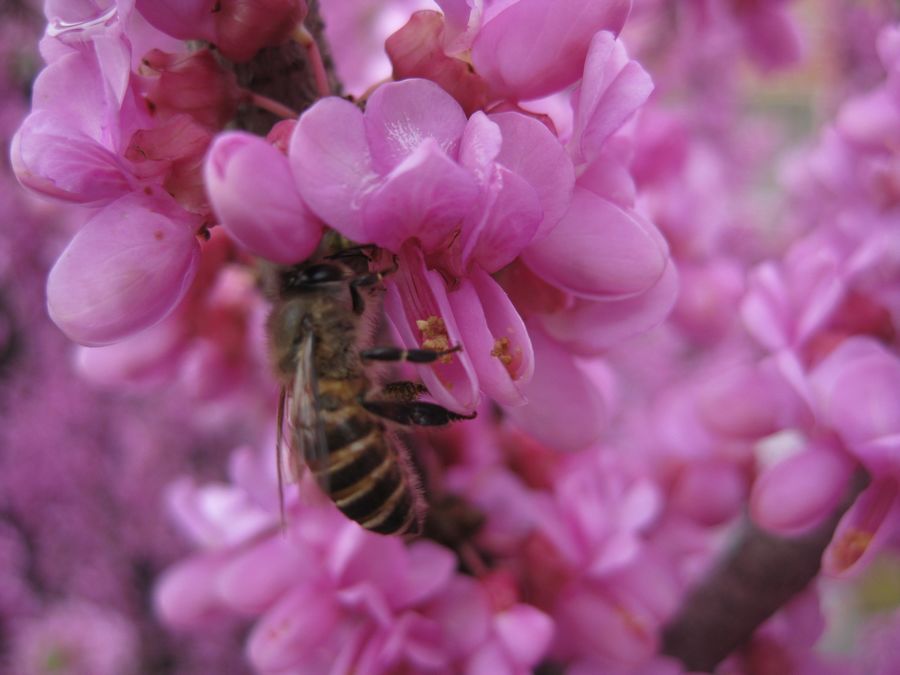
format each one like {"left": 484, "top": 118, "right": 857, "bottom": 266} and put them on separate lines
{"left": 289, "top": 96, "right": 375, "bottom": 242}
{"left": 384, "top": 247, "right": 480, "bottom": 413}
{"left": 670, "top": 461, "right": 746, "bottom": 527}
{"left": 75, "top": 318, "right": 184, "bottom": 387}
{"left": 428, "top": 576, "right": 492, "bottom": 658}
{"left": 491, "top": 111, "right": 575, "bottom": 240}
{"left": 165, "top": 478, "right": 272, "bottom": 548}
{"left": 462, "top": 166, "right": 542, "bottom": 272}
{"left": 386, "top": 11, "right": 489, "bottom": 116}
{"left": 740, "top": 4, "right": 802, "bottom": 72}
{"left": 494, "top": 604, "right": 554, "bottom": 669}
{"left": 47, "top": 193, "right": 201, "bottom": 346}
{"left": 448, "top": 269, "right": 534, "bottom": 406}
{"left": 205, "top": 131, "right": 323, "bottom": 264}
{"left": 811, "top": 338, "right": 900, "bottom": 451}
{"left": 504, "top": 322, "right": 609, "bottom": 452}
{"left": 154, "top": 554, "right": 229, "bottom": 629}
{"left": 537, "top": 261, "right": 678, "bottom": 355}
{"left": 555, "top": 585, "right": 656, "bottom": 665}
{"left": 471, "top": 0, "right": 631, "bottom": 100}
{"left": 364, "top": 78, "right": 468, "bottom": 174}
{"left": 523, "top": 189, "right": 669, "bottom": 299}
{"left": 12, "top": 112, "right": 133, "bottom": 204}
{"left": 31, "top": 48, "right": 125, "bottom": 144}
{"left": 390, "top": 541, "right": 457, "bottom": 608}
{"left": 576, "top": 148, "right": 636, "bottom": 207}
{"left": 823, "top": 478, "right": 900, "bottom": 577}
{"left": 363, "top": 139, "right": 479, "bottom": 252}
{"left": 434, "top": 0, "right": 477, "bottom": 49}
{"left": 750, "top": 447, "right": 855, "bottom": 536}
{"left": 696, "top": 362, "right": 800, "bottom": 441}
{"left": 740, "top": 262, "right": 791, "bottom": 351}
{"left": 459, "top": 111, "right": 503, "bottom": 179}
{"left": 216, "top": 536, "right": 306, "bottom": 615}
{"left": 246, "top": 585, "right": 341, "bottom": 673}
{"left": 571, "top": 32, "right": 653, "bottom": 165}
{"left": 134, "top": 0, "right": 216, "bottom": 42}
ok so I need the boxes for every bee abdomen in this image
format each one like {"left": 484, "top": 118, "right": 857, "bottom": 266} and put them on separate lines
{"left": 326, "top": 433, "right": 418, "bottom": 536}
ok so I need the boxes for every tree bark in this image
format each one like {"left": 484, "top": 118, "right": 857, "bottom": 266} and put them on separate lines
{"left": 661, "top": 471, "right": 868, "bottom": 672}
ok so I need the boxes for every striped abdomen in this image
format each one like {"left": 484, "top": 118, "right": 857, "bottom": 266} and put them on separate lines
{"left": 313, "top": 379, "right": 422, "bottom": 536}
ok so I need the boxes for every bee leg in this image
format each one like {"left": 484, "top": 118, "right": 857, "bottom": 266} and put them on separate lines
{"left": 276, "top": 386, "right": 287, "bottom": 529}
{"left": 348, "top": 262, "right": 398, "bottom": 315}
{"left": 362, "top": 399, "right": 477, "bottom": 426}
{"left": 381, "top": 381, "right": 428, "bottom": 402}
{"left": 360, "top": 345, "right": 462, "bottom": 363}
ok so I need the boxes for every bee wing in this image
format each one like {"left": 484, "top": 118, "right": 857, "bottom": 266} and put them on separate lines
{"left": 289, "top": 329, "right": 331, "bottom": 495}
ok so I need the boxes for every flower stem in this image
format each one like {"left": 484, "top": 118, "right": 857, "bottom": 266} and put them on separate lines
{"left": 292, "top": 24, "right": 331, "bottom": 98}
{"left": 242, "top": 90, "right": 300, "bottom": 119}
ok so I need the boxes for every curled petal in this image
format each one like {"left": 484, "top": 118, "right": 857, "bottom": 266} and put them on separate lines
{"left": 449, "top": 268, "right": 534, "bottom": 406}
{"left": 363, "top": 139, "right": 479, "bottom": 252}
{"left": 384, "top": 247, "right": 480, "bottom": 413}
{"left": 823, "top": 478, "right": 900, "bottom": 577}
{"left": 538, "top": 260, "right": 678, "bottom": 356}
{"left": 47, "top": 194, "right": 201, "bottom": 346}
{"left": 364, "top": 78, "right": 468, "bottom": 173}
{"left": 290, "top": 96, "right": 375, "bottom": 241}
{"left": 205, "top": 131, "right": 323, "bottom": 264}
{"left": 571, "top": 32, "right": 653, "bottom": 165}
{"left": 12, "top": 112, "right": 133, "bottom": 204}
{"left": 504, "top": 322, "right": 609, "bottom": 451}
{"left": 523, "top": 189, "right": 669, "bottom": 299}
{"left": 750, "top": 447, "right": 855, "bottom": 536}
{"left": 471, "top": 0, "right": 631, "bottom": 100}
{"left": 491, "top": 111, "right": 575, "bottom": 240}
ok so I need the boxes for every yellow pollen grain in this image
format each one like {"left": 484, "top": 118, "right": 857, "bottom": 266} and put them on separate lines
{"left": 491, "top": 337, "right": 513, "bottom": 365}
{"left": 417, "top": 315, "right": 453, "bottom": 363}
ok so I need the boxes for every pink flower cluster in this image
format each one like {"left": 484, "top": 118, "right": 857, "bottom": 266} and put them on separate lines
{"left": 12, "top": 0, "right": 306, "bottom": 347}
{"left": 207, "top": 4, "right": 673, "bottom": 437}
{"left": 10, "top": 0, "right": 900, "bottom": 673}
{"left": 738, "top": 25, "right": 900, "bottom": 577}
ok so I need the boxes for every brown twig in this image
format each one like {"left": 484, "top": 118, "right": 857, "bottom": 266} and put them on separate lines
{"left": 232, "top": 0, "right": 339, "bottom": 135}
{"left": 661, "top": 470, "right": 868, "bottom": 672}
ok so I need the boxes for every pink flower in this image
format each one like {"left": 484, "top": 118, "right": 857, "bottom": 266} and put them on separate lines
{"left": 134, "top": 0, "right": 308, "bottom": 62}
{"left": 204, "top": 131, "right": 323, "bottom": 264}
{"left": 290, "top": 78, "right": 571, "bottom": 411}
{"left": 435, "top": 0, "right": 632, "bottom": 101}
{"left": 12, "top": 601, "right": 139, "bottom": 675}
{"left": 46, "top": 192, "right": 201, "bottom": 346}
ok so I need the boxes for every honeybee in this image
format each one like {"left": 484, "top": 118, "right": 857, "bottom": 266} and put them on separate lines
{"left": 266, "top": 242, "right": 474, "bottom": 536}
